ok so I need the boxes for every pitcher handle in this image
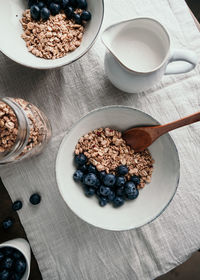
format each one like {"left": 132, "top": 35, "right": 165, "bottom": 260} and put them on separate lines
{"left": 165, "top": 49, "right": 198, "bottom": 75}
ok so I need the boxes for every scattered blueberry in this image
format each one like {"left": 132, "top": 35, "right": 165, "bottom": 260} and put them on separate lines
{"left": 83, "top": 173, "right": 97, "bottom": 187}
{"left": 41, "top": 7, "right": 51, "bottom": 20}
{"left": 124, "top": 181, "right": 136, "bottom": 196}
{"left": 2, "top": 218, "right": 13, "bottom": 230}
{"left": 0, "top": 270, "right": 10, "bottom": 280}
{"left": 73, "top": 170, "right": 84, "bottom": 182}
{"left": 81, "top": 10, "right": 91, "bottom": 21}
{"left": 100, "top": 185, "right": 111, "bottom": 196}
{"left": 75, "top": 153, "right": 87, "bottom": 166}
{"left": 103, "top": 174, "right": 116, "bottom": 187}
{"left": 64, "top": 6, "right": 74, "bottom": 19}
{"left": 60, "top": 0, "right": 70, "bottom": 9}
{"left": 30, "top": 193, "right": 41, "bottom": 205}
{"left": 30, "top": 4, "right": 41, "bottom": 20}
{"left": 116, "top": 165, "right": 129, "bottom": 176}
{"left": 12, "top": 201, "right": 23, "bottom": 211}
{"left": 2, "top": 257, "right": 13, "bottom": 269}
{"left": 76, "top": 0, "right": 87, "bottom": 9}
{"left": 116, "top": 186, "right": 125, "bottom": 196}
{"left": 99, "top": 197, "right": 107, "bottom": 207}
{"left": 99, "top": 171, "right": 106, "bottom": 181}
{"left": 87, "top": 164, "right": 97, "bottom": 174}
{"left": 83, "top": 186, "right": 95, "bottom": 197}
{"left": 108, "top": 190, "right": 115, "bottom": 201}
{"left": 113, "top": 196, "right": 124, "bottom": 208}
{"left": 49, "top": 3, "right": 61, "bottom": 15}
{"left": 37, "top": 1, "right": 45, "bottom": 9}
{"left": 15, "top": 259, "right": 26, "bottom": 275}
{"left": 72, "top": 13, "right": 82, "bottom": 24}
{"left": 13, "top": 250, "right": 22, "bottom": 260}
{"left": 130, "top": 175, "right": 140, "bottom": 186}
{"left": 126, "top": 189, "right": 139, "bottom": 200}
{"left": 115, "top": 176, "right": 125, "bottom": 187}
{"left": 79, "top": 164, "right": 88, "bottom": 173}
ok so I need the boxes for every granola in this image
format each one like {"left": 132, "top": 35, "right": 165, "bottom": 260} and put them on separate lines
{"left": 75, "top": 128, "right": 154, "bottom": 189}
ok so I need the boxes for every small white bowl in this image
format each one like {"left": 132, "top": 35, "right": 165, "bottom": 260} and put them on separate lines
{"left": 0, "top": 238, "right": 31, "bottom": 280}
{"left": 0, "top": 0, "right": 104, "bottom": 69}
{"left": 56, "top": 106, "right": 180, "bottom": 231}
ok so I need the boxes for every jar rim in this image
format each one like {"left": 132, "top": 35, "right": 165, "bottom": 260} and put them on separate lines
{"left": 0, "top": 98, "right": 30, "bottom": 164}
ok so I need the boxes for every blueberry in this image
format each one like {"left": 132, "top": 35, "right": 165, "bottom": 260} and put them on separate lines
{"left": 64, "top": 6, "right": 73, "bottom": 18}
{"left": 29, "top": 193, "right": 41, "bottom": 205}
{"left": 69, "top": 0, "right": 77, "bottom": 7}
{"left": 0, "top": 251, "right": 4, "bottom": 261}
{"left": 37, "top": 1, "right": 45, "bottom": 9}
{"left": 124, "top": 181, "right": 136, "bottom": 195}
{"left": 28, "top": 0, "right": 37, "bottom": 8}
{"left": 83, "top": 173, "right": 97, "bottom": 187}
{"left": 103, "top": 174, "right": 116, "bottom": 187}
{"left": 49, "top": 3, "right": 61, "bottom": 15}
{"left": 81, "top": 10, "right": 91, "bottom": 21}
{"left": 60, "top": 0, "right": 70, "bottom": 9}
{"left": 115, "top": 176, "right": 125, "bottom": 187}
{"left": 79, "top": 164, "right": 87, "bottom": 173}
{"left": 30, "top": 5, "right": 41, "bottom": 20}
{"left": 113, "top": 196, "right": 124, "bottom": 208}
{"left": 108, "top": 190, "right": 115, "bottom": 201}
{"left": 83, "top": 186, "right": 95, "bottom": 197}
{"left": 99, "top": 197, "right": 107, "bottom": 207}
{"left": 2, "top": 218, "right": 13, "bottom": 230}
{"left": 72, "top": 13, "right": 81, "bottom": 24}
{"left": 2, "top": 257, "right": 13, "bottom": 269}
{"left": 116, "top": 186, "right": 125, "bottom": 196}
{"left": 15, "top": 259, "right": 26, "bottom": 275}
{"left": 75, "top": 153, "right": 87, "bottom": 166}
{"left": 13, "top": 250, "right": 22, "bottom": 260}
{"left": 73, "top": 170, "right": 84, "bottom": 182}
{"left": 95, "top": 178, "right": 101, "bottom": 188}
{"left": 41, "top": 7, "right": 50, "bottom": 20}
{"left": 99, "top": 171, "right": 106, "bottom": 182}
{"left": 10, "top": 272, "right": 21, "bottom": 280}
{"left": 87, "top": 164, "right": 97, "bottom": 174}
{"left": 130, "top": 175, "right": 140, "bottom": 186}
{"left": 4, "top": 247, "right": 13, "bottom": 256}
{"left": 126, "top": 189, "right": 139, "bottom": 200}
{"left": 76, "top": 0, "right": 87, "bottom": 9}
{"left": 0, "top": 270, "right": 10, "bottom": 280}
{"left": 116, "top": 165, "right": 129, "bottom": 176}
{"left": 100, "top": 185, "right": 111, "bottom": 196}
{"left": 12, "top": 201, "right": 23, "bottom": 211}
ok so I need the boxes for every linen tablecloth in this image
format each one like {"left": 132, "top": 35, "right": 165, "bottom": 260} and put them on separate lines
{"left": 1, "top": 0, "right": 200, "bottom": 279}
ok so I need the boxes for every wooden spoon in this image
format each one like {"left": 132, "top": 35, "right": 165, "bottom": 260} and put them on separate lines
{"left": 123, "top": 112, "right": 200, "bottom": 152}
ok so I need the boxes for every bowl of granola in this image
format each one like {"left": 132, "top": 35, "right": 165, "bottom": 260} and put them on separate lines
{"left": 0, "top": 0, "right": 104, "bottom": 69}
{"left": 56, "top": 106, "right": 180, "bottom": 231}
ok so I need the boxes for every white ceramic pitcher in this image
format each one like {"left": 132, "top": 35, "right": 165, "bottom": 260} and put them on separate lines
{"left": 102, "top": 18, "right": 198, "bottom": 93}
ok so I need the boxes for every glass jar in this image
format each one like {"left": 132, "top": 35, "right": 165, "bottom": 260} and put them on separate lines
{"left": 0, "top": 97, "right": 51, "bottom": 165}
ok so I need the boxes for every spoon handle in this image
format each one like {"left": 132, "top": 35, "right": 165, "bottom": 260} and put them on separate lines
{"left": 157, "top": 112, "right": 200, "bottom": 135}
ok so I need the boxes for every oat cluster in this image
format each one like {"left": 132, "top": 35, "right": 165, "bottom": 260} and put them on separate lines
{"left": 75, "top": 128, "right": 154, "bottom": 189}
{"left": 0, "top": 101, "right": 18, "bottom": 153}
{"left": 21, "top": 10, "right": 84, "bottom": 59}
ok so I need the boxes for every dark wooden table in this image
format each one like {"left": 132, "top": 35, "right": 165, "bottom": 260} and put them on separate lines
{"left": 0, "top": 178, "right": 42, "bottom": 280}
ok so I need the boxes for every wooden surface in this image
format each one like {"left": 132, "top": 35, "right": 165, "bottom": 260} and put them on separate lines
{"left": 0, "top": 178, "right": 42, "bottom": 280}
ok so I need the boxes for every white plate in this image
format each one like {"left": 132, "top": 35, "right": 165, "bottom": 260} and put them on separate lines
{"left": 56, "top": 106, "right": 180, "bottom": 231}
{"left": 0, "top": 0, "right": 104, "bottom": 69}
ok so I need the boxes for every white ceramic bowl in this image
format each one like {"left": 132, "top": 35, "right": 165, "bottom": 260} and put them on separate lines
{"left": 0, "top": 0, "right": 104, "bottom": 69}
{"left": 56, "top": 106, "right": 180, "bottom": 231}
{"left": 0, "top": 238, "right": 31, "bottom": 280}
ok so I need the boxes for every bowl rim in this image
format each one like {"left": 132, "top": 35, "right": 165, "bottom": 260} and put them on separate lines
{"left": 56, "top": 105, "right": 180, "bottom": 231}
{"left": 0, "top": 0, "right": 104, "bottom": 70}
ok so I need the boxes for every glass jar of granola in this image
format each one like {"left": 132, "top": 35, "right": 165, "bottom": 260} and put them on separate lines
{"left": 0, "top": 97, "right": 51, "bottom": 165}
